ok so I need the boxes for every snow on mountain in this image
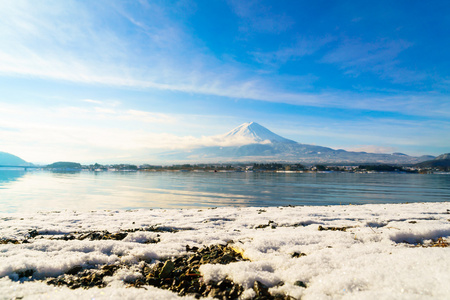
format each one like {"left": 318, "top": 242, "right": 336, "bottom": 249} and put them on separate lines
{"left": 221, "top": 122, "right": 296, "bottom": 144}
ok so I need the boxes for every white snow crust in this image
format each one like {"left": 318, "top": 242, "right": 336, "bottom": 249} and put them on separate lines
{"left": 1, "top": 202, "right": 449, "bottom": 299}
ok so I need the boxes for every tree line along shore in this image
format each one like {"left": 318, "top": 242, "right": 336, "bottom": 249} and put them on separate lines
{"left": 41, "top": 161, "right": 449, "bottom": 173}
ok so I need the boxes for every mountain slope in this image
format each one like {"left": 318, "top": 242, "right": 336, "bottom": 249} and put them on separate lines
{"left": 414, "top": 153, "right": 450, "bottom": 168}
{"left": 158, "top": 122, "right": 434, "bottom": 164}
{"left": 435, "top": 153, "right": 450, "bottom": 160}
{"left": 0, "top": 151, "right": 31, "bottom": 166}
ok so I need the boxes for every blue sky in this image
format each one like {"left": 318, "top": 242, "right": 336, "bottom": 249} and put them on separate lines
{"left": 0, "top": 0, "right": 449, "bottom": 163}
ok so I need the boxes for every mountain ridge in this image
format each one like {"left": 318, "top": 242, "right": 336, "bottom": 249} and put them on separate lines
{"left": 435, "top": 153, "right": 450, "bottom": 160}
{"left": 159, "top": 122, "right": 434, "bottom": 164}
{"left": 414, "top": 153, "right": 450, "bottom": 168}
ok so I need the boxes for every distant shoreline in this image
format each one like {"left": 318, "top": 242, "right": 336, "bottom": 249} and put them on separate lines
{"left": 2, "top": 167, "right": 449, "bottom": 174}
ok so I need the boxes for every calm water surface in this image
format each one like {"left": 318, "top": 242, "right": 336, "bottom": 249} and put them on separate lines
{"left": 1, "top": 170, "right": 449, "bottom": 213}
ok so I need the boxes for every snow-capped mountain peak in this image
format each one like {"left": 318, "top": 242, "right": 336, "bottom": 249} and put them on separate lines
{"left": 159, "top": 122, "right": 431, "bottom": 164}
{"left": 222, "top": 122, "right": 296, "bottom": 144}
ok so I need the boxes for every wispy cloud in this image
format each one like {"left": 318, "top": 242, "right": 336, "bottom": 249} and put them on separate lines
{"left": 251, "top": 36, "right": 334, "bottom": 66}
{"left": 322, "top": 39, "right": 411, "bottom": 69}
{"left": 81, "top": 99, "right": 121, "bottom": 107}
{"left": 228, "top": 0, "right": 294, "bottom": 34}
{"left": 82, "top": 99, "right": 101, "bottom": 105}
{"left": 321, "top": 39, "right": 426, "bottom": 83}
{"left": 52, "top": 102, "right": 177, "bottom": 125}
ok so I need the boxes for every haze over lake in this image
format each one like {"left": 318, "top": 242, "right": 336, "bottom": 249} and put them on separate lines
{"left": 1, "top": 170, "right": 449, "bottom": 213}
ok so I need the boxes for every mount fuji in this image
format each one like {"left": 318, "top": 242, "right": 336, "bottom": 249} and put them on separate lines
{"left": 159, "top": 122, "right": 433, "bottom": 164}
{"left": 221, "top": 122, "right": 296, "bottom": 144}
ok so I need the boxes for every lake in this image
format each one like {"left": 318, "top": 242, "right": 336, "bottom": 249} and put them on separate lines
{"left": 1, "top": 170, "right": 449, "bottom": 213}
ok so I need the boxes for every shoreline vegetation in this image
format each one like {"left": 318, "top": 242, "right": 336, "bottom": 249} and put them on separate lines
{"left": 1, "top": 202, "right": 449, "bottom": 299}
{"left": 35, "top": 161, "right": 450, "bottom": 174}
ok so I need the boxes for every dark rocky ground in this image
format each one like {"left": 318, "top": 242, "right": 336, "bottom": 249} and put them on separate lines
{"left": 4, "top": 223, "right": 448, "bottom": 299}
{"left": 44, "top": 243, "right": 297, "bottom": 299}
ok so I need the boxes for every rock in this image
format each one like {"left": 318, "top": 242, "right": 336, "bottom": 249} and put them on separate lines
{"left": 66, "top": 265, "right": 82, "bottom": 275}
{"left": 146, "top": 276, "right": 159, "bottom": 286}
{"left": 208, "top": 287, "right": 221, "bottom": 298}
{"left": 145, "top": 238, "right": 160, "bottom": 244}
{"left": 294, "top": 280, "right": 307, "bottom": 288}
{"left": 17, "top": 269, "right": 34, "bottom": 279}
{"left": 109, "top": 232, "right": 128, "bottom": 240}
{"left": 101, "top": 265, "right": 118, "bottom": 276}
{"left": 219, "top": 254, "right": 234, "bottom": 264}
{"left": 186, "top": 245, "right": 199, "bottom": 252}
{"left": 318, "top": 225, "right": 347, "bottom": 231}
{"left": 229, "top": 283, "right": 242, "bottom": 298}
{"left": 187, "top": 255, "right": 201, "bottom": 264}
{"left": 253, "top": 281, "right": 271, "bottom": 298}
{"left": 291, "top": 252, "right": 306, "bottom": 258}
{"left": 159, "top": 260, "right": 175, "bottom": 278}
{"left": 0, "top": 239, "right": 20, "bottom": 244}
{"left": 45, "top": 244, "right": 253, "bottom": 299}
{"left": 28, "top": 229, "right": 39, "bottom": 238}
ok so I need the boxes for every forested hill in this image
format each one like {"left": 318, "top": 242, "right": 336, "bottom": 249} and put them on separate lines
{"left": 0, "top": 151, "right": 31, "bottom": 166}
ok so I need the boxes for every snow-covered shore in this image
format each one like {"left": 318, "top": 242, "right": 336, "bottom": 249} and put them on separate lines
{"left": 1, "top": 202, "right": 449, "bottom": 299}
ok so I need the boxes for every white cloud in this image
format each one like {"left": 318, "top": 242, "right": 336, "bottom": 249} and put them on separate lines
{"left": 0, "top": 101, "right": 176, "bottom": 161}
{"left": 321, "top": 39, "right": 427, "bottom": 83}
{"left": 82, "top": 99, "right": 104, "bottom": 105}
{"left": 340, "top": 145, "right": 397, "bottom": 154}
{"left": 118, "top": 109, "right": 176, "bottom": 124}
{"left": 0, "top": 101, "right": 267, "bottom": 163}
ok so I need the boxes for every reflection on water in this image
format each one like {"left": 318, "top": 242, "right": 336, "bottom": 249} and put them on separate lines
{"left": 0, "top": 170, "right": 449, "bottom": 213}
{"left": 0, "top": 170, "right": 26, "bottom": 184}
